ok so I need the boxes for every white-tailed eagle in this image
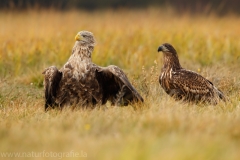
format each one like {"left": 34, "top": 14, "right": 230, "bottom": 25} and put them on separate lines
{"left": 43, "top": 31, "right": 143, "bottom": 110}
{"left": 157, "top": 43, "right": 226, "bottom": 104}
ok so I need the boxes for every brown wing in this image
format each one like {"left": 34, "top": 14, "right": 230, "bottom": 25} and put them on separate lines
{"left": 42, "top": 66, "right": 62, "bottom": 111}
{"left": 171, "top": 69, "right": 225, "bottom": 102}
{"left": 95, "top": 65, "right": 144, "bottom": 106}
{"left": 172, "top": 69, "right": 213, "bottom": 94}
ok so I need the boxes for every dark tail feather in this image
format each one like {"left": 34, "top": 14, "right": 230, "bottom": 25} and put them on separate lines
{"left": 217, "top": 89, "right": 227, "bottom": 102}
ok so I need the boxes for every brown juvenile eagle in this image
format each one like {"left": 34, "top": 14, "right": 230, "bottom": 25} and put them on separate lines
{"left": 42, "top": 31, "right": 143, "bottom": 110}
{"left": 157, "top": 43, "right": 226, "bottom": 104}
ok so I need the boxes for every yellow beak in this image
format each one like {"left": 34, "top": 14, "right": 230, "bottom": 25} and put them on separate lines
{"left": 75, "top": 34, "right": 81, "bottom": 41}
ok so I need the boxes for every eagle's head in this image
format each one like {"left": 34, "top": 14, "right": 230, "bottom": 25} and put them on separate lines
{"left": 157, "top": 43, "right": 181, "bottom": 69}
{"left": 158, "top": 43, "right": 177, "bottom": 56}
{"left": 75, "top": 31, "right": 95, "bottom": 46}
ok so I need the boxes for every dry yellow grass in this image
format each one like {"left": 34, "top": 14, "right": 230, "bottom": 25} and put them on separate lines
{"left": 0, "top": 8, "right": 240, "bottom": 160}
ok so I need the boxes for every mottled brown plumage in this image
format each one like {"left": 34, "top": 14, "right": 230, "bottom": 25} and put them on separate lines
{"left": 43, "top": 31, "right": 143, "bottom": 110}
{"left": 157, "top": 43, "right": 226, "bottom": 104}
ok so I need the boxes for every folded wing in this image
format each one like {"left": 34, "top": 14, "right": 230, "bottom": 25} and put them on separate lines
{"left": 171, "top": 69, "right": 225, "bottom": 103}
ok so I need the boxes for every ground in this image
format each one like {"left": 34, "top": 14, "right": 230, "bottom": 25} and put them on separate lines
{"left": 0, "top": 8, "right": 240, "bottom": 160}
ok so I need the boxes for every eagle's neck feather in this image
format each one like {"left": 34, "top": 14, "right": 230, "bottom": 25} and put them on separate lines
{"left": 163, "top": 54, "right": 182, "bottom": 71}
{"left": 70, "top": 44, "right": 94, "bottom": 62}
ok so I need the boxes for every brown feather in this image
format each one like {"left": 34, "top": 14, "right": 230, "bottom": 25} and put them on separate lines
{"left": 95, "top": 65, "right": 144, "bottom": 105}
{"left": 42, "top": 66, "right": 62, "bottom": 110}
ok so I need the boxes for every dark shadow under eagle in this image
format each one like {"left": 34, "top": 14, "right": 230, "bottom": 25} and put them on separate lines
{"left": 157, "top": 43, "right": 226, "bottom": 104}
{"left": 42, "top": 31, "right": 143, "bottom": 111}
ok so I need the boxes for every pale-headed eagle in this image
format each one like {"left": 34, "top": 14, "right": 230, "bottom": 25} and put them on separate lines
{"left": 157, "top": 43, "right": 226, "bottom": 104}
{"left": 42, "top": 31, "right": 143, "bottom": 110}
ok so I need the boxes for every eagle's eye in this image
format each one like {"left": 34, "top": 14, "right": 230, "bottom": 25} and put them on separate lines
{"left": 82, "top": 35, "right": 86, "bottom": 38}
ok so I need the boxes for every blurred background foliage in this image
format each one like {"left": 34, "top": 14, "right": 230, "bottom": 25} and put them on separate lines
{"left": 0, "top": 0, "right": 239, "bottom": 15}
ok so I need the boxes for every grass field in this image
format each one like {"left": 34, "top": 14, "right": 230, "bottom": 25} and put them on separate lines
{"left": 0, "top": 8, "right": 240, "bottom": 160}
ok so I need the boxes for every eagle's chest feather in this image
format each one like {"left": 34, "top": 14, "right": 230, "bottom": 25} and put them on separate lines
{"left": 61, "top": 56, "right": 99, "bottom": 93}
{"left": 160, "top": 68, "right": 175, "bottom": 92}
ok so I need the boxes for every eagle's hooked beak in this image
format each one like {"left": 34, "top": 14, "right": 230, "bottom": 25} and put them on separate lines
{"left": 158, "top": 45, "right": 169, "bottom": 52}
{"left": 75, "top": 34, "right": 82, "bottom": 41}
{"left": 158, "top": 46, "right": 163, "bottom": 52}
